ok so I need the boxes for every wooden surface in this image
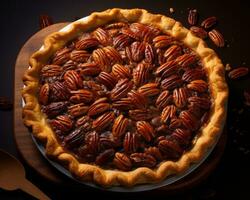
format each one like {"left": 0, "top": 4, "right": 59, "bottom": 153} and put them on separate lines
{"left": 13, "top": 23, "right": 227, "bottom": 192}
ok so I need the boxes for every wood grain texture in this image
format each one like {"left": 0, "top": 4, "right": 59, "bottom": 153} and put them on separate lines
{"left": 13, "top": 22, "right": 227, "bottom": 192}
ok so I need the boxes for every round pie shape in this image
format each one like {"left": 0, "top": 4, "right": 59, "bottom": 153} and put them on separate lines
{"left": 22, "top": 8, "right": 228, "bottom": 187}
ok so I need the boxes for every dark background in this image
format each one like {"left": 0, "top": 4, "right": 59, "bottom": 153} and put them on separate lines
{"left": 0, "top": 0, "right": 250, "bottom": 199}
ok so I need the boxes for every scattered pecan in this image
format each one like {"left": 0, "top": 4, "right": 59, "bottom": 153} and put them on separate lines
{"left": 188, "top": 9, "right": 198, "bottom": 25}
{"left": 39, "top": 14, "right": 53, "bottom": 29}
{"left": 201, "top": 16, "right": 217, "bottom": 29}
{"left": 208, "top": 29, "right": 225, "bottom": 47}
{"left": 228, "top": 67, "right": 249, "bottom": 79}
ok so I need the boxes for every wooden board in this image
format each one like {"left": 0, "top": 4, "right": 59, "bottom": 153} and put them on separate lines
{"left": 13, "top": 23, "right": 227, "bottom": 192}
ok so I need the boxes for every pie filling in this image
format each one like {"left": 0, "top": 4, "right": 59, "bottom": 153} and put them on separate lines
{"left": 38, "top": 22, "right": 211, "bottom": 171}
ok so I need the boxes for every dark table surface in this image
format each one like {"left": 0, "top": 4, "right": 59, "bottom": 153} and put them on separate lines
{"left": 1, "top": 0, "right": 250, "bottom": 199}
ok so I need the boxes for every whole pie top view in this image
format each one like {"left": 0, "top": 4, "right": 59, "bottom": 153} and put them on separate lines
{"left": 22, "top": 8, "right": 228, "bottom": 187}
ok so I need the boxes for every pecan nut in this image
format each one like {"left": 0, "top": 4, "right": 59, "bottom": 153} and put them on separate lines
{"left": 110, "top": 79, "right": 133, "bottom": 101}
{"left": 78, "top": 62, "right": 101, "bottom": 76}
{"left": 173, "top": 87, "right": 189, "bottom": 108}
{"left": 127, "top": 90, "right": 147, "bottom": 109}
{"left": 123, "top": 132, "right": 139, "bottom": 153}
{"left": 50, "top": 115, "right": 73, "bottom": 132}
{"left": 208, "top": 29, "right": 225, "bottom": 47}
{"left": 68, "top": 103, "right": 89, "bottom": 117}
{"left": 75, "top": 38, "right": 99, "bottom": 50}
{"left": 95, "top": 149, "right": 115, "bottom": 166}
{"left": 158, "top": 139, "right": 183, "bottom": 159}
{"left": 63, "top": 70, "right": 83, "bottom": 90}
{"left": 52, "top": 48, "right": 71, "bottom": 65}
{"left": 161, "top": 105, "right": 176, "bottom": 123}
{"left": 153, "top": 35, "right": 173, "bottom": 48}
{"left": 42, "top": 101, "right": 68, "bottom": 118}
{"left": 69, "top": 89, "right": 93, "bottom": 103}
{"left": 136, "top": 121, "right": 156, "bottom": 142}
{"left": 41, "top": 65, "right": 62, "bottom": 77}
{"left": 113, "top": 152, "right": 132, "bottom": 171}
{"left": 130, "top": 153, "right": 156, "bottom": 168}
{"left": 187, "top": 79, "right": 208, "bottom": 92}
{"left": 112, "top": 64, "right": 132, "bottom": 79}
{"left": 96, "top": 72, "right": 117, "bottom": 90}
{"left": 39, "top": 83, "right": 50, "bottom": 105}
{"left": 92, "top": 112, "right": 115, "bottom": 131}
{"left": 201, "top": 16, "right": 217, "bottom": 29}
{"left": 190, "top": 26, "right": 208, "bottom": 39}
{"left": 133, "top": 63, "right": 150, "bottom": 86}
{"left": 155, "top": 90, "right": 173, "bottom": 110}
{"left": 138, "top": 83, "right": 160, "bottom": 97}
{"left": 228, "top": 67, "right": 249, "bottom": 79}
{"left": 164, "top": 45, "right": 182, "bottom": 62}
{"left": 161, "top": 75, "right": 183, "bottom": 90}
{"left": 88, "top": 98, "right": 110, "bottom": 117}
{"left": 188, "top": 9, "right": 198, "bottom": 25}
{"left": 112, "top": 114, "right": 129, "bottom": 138}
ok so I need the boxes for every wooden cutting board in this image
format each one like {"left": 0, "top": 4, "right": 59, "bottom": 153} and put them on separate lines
{"left": 13, "top": 22, "right": 227, "bottom": 193}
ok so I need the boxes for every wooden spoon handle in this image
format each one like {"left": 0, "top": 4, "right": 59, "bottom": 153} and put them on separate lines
{"left": 19, "top": 178, "right": 51, "bottom": 200}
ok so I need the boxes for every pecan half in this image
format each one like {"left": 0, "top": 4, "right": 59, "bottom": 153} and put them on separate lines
{"left": 39, "top": 14, "right": 53, "bottom": 29}
{"left": 188, "top": 9, "right": 198, "bottom": 25}
{"left": 52, "top": 48, "right": 71, "bottom": 65}
{"left": 95, "top": 149, "right": 115, "bottom": 166}
{"left": 68, "top": 103, "right": 89, "bottom": 117}
{"left": 63, "top": 128, "right": 85, "bottom": 148}
{"left": 164, "top": 45, "right": 182, "bottom": 62}
{"left": 41, "top": 65, "right": 62, "bottom": 77}
{"left": 50, "top": 115, "right": 73, "bottom": 132}
{"left": 169, "top": 118, "right": 183, "bottom": 130}
{"left": 182, "top": 68, "right": 205, "bottom": 82}
{"left": 127, "top": 90, "right": 147, "bottom": 109}
{"left": 179, "top": 110, "right": 198, "bottom": 131}
{"left": 39, "top": 83, "right": 50, "bottom": 105}
{"left": 153, "top": 35, "right": 173, "bottom": 48}
{"left": 85, "top": 131, "right": 100, "bottom": 154}
{"left": 161, "top": 105, "right": 176, "bottom": 123}
{"left": 173, "top": 87, "right": 189, "bottom": 108}
{"left": 42, "top": 101, "right": 68, "bottom": 118}
{"left": 70, "top": 89, "right": 93, "bottom": 103}
{"left": 136, "top": 121, "right": 156, "bottom": 142}
{"left": 88, "top": 98, "right": 110, "bottom": 117}
{"left": 112, "top": 64, "right": 132, "bottom": 79}
{"left": 188, "top": 96, "right": 211, "bottom": 110}
{"left": 144, "top": 147, "right": 163, "bottom": 161}
{"left": 113, "top": 152, "right": 132, "bottom": 171}
{"left": 175, "top": 54, "right": 197, "bottom": 68}
{"left": 78, "top": 62, "right": 101, "bottom": 76}
{"left": 96, "top": 72, "right": 117, "bottom": 90}
{"left": 99, "top": 132, "right": 117, "bottom": 150}
{"left": 161, "top": 75, "right": 183, "bottom": 90}
{"left": 70, "top": 50, "right": 90, "bottom": 63}
{"left": 123, "top": 132, "right": 139, "bottom": 153}
{"left": 92, "top": 27, "right": 111, "bottom": 46}
{"left": 138, "top": 83, "right": 160, "bottom": 97}
{"left": 105, "top": 22, "right": 129, "bottom": 29}
{"left": 92, "top": 112, "right": 115, "bottom": 131}
{"left": 75, "top": 38, "right": 99, "bottom": 50}
{"left": 144, "top": 43, "right": 155, "bottom": 63}
{"left": 208, "top": 29, "right": 225, "bottom": 47}
{"left": 190, "top": 26, "right": 208, "bottom": 39}
{"left": 113, "top": 34, "right": 133, "bottom": 49}
{"left": 201, "top": 16, "right": 217, "bottom": 29}
{"left": 121, "top": 28, "right": 139, "bottom": 40}
{"left": 130, "top": 153, "right": 156, "bottom": 168}
{"left": 172, "top": 129, "right": 191, "bottom": 146}
{"left": 131, "top": 41, "right": 146, "bottom": 62}
{"left": 112, "top": 114, "right": 129, "bottom": 138}
{"left": 158, "top": 139, "right": 183, "bottom": 159}
{"left": 228, "top": 67, "right": 249, "bottom": 79}
{"left": 76, "top": 116, "right": 92, "bottom": 131}
{"left": 155, "top": 60, "right": 179, "bottom": 78}
{"left": 133, "top": 63, "right": 149, "bottom": 86}
{"left": 187, "top": 79, "right": 208, "bottom": 92}
{"left": 112, "top": 98, "right": 133, "bottom": 110}
{"left": 156, "top": 90, "right": 173, "bottom": 110}
{"left": 63, "top": 70, "right": 83, "bottom": 90}
{"left": 110, "top": 79, "right": 133, "bottom": 101}
{"left": 50, "top": 82, "right": 69, "bottom": 101}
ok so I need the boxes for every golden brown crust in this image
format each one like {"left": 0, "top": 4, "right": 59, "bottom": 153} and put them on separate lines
{"left": 22, "top": 8, "right": 228, "bottom": 187}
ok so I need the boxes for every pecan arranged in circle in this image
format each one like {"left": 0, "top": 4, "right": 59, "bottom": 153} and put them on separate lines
{"left": 38, "top": 22, "right": 212, "bottom": 170}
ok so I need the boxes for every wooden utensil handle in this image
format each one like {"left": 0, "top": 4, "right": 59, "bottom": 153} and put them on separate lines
{"left": 20, "top": 178, "right": 51, "bottom": 200}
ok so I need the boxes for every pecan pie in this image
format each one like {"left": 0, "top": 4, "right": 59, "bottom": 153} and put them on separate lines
{"left": 22, "top": 9, "right": 228, "bottom": 186}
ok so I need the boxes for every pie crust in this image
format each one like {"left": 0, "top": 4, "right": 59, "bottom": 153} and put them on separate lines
{"left": 22, "top": 8, "right": 228, "bottom": 187}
